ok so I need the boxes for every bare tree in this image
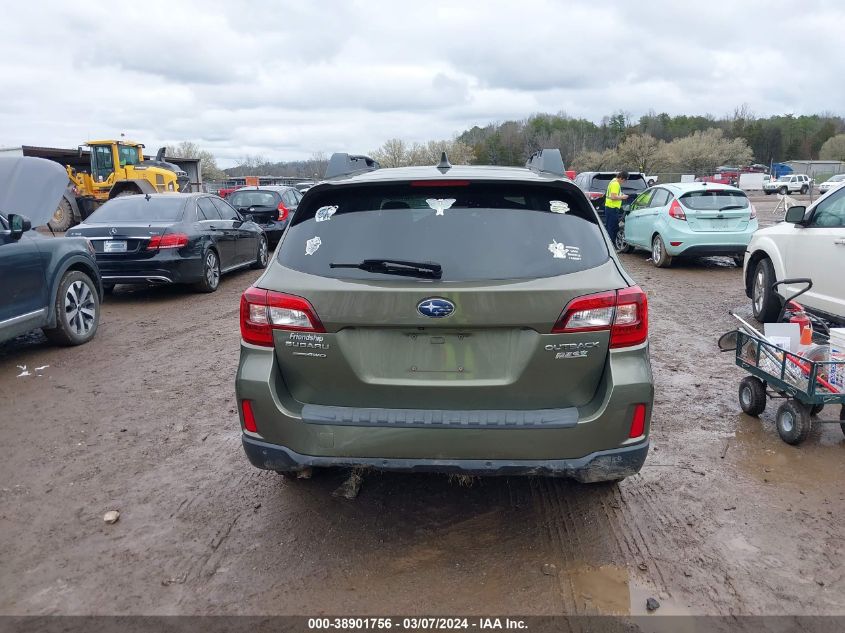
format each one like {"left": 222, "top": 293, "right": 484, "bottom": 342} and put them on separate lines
{"left": 165, "top": 141, "right": 226, "bottom": 180}
{"left": 819, "top": 134, "right": 845, "bottom": 161}
{"left": 616, "top": 134, "right": 667, "bottom": 173}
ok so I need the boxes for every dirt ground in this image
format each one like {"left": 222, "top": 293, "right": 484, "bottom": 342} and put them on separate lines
{"left": 1, "top": 196, "right": 843, "bottom": 616}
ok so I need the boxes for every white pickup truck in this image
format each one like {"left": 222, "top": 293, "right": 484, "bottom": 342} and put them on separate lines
{"left": 763, "top": 173, "right": 812, "bottom": 195}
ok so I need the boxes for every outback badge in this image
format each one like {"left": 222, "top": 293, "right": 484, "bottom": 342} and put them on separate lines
{"left": 417, "top": 298, "right": 455, "bottom": 318}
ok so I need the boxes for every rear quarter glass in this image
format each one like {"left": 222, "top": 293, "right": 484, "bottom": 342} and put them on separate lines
{"left": 277, "top": 182, "right": 610, "bottom": 282}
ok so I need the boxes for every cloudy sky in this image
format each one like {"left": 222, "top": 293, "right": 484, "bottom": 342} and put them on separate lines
{"left": 1, "top": 0, "right": 843, "bottom": 166}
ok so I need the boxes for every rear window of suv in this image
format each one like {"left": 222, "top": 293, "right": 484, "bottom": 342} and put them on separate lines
{"left": 589, "top": 174, "right": 647, "bottom": 192}
{"left": 278, "top": 181, "right": 609, "bottom": 282}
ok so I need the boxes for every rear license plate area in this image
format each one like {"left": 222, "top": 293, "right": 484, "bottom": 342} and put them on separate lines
{"left": 407, "top": 332, "right": 469, "bottom": 373}
{"left": 104, "top": 240, "right": 127, "bottom": 253}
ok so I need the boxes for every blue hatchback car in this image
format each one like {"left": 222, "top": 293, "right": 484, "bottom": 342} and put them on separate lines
{"left": 617, "top": 182, "right": 758, "bottom": 267}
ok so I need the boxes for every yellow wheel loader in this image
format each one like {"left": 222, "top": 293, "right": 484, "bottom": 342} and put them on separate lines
{"left": 50, "top": 140, "right": 190, "bottom": 230}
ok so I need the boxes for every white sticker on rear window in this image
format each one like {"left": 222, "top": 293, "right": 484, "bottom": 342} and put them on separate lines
{"left": 548, "top": 239, "right": 582, "bottom": 261}
{"left": 426, "top": 198, "right": 456, "bottom": 216}
{"left": 305, "top": 236, "right": 322, "bottom": 255}
{"left": 550, "top": 200, "right": 569, "bottom": 214}
{"left": 315, "top": 205, "right": 337, "bottom": 222}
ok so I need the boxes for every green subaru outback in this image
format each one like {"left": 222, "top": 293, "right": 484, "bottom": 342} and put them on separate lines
{"left": 235, "top": 150, "right": 653, "bottom": 482}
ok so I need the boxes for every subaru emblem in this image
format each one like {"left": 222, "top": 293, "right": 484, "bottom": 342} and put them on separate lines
{"left": 417, "top": 298, "right": 455, "bottom": 318}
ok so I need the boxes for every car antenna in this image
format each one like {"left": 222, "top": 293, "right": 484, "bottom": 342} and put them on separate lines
{"left": 437, "top": 151, "right": 451, "bottom": 172}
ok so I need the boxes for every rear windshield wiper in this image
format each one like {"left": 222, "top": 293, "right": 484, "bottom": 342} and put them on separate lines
{"left": 330, "top": 258, "right": 442, "bottom": 279}
{"left": 718, "top": 204, "right": 747, "bottom": 210}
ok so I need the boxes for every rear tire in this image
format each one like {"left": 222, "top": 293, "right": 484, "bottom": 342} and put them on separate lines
{"left": 776, "top": 400, "right": 812, "bottom": 445}
{"left": 779, "top": 186, "right": 788, "bottom": 195}
{"left": 651, "top": 235, "right": 672, "bottom": 268}
{"left": 615, "top": 226, "right": 633, "bottom": 254}
{"left": 800, "top": 185, "right": 809, "bottom": 194}
{"left": 48, "top": 198, "right": 75, "bottom": 232}
{"left": 739, "top": 376, "right": 767, "bottom": 417}
{"left": 732, "top": 255, "right": 744, "bottom": 267}
{"left": 194, "top": 249, "right": 220, "bottom": 293}
{"left": 751, "top": 258, "right": 780, "bottom": 323}
{"left": 43, "top": 270, "right": 100, "bottom": 346}
{"left": 251, "top": 235, "right": 269, "bottom": 269}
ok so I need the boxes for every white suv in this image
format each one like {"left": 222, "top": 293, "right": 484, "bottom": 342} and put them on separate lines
{"left": 744, "top": 184, "right": 845, "bottom": 322}
{"left": 763, "top": 173, "right": 812, "bottom": 195}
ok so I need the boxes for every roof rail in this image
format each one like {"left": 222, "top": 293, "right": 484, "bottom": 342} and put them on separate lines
{"left": 325, "top": 153, "right": 380, "bottom": 179}
{"left": 525, "top": 148, "right": 565, "bottom": 177}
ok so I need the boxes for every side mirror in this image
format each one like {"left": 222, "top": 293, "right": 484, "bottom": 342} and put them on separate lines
{"left": 8, "top": 214, "right": 32, "bottom": 240}
{"left": 784, "top": 205, "right": 807, "bottom": 224}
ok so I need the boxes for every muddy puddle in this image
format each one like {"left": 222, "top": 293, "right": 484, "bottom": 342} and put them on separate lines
{"left": 563, "top": 564, "right": 689, "bottom": 617}
{"left": 730, "top": 413, "right": 845, "bottom": 486}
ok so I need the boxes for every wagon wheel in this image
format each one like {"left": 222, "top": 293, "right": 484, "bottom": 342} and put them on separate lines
{"left": 739, "top": 376, "right": 767, "bottom": 417}
{"left": 775, "top": 400, "right": 813, "bottom": 445}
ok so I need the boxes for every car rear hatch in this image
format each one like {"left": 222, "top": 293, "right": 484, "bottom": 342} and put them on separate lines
{"left": 228, "top": 189, "right": 282, "bottom": 224}
{"left": 589, "top": 174, "right": 647, "bottom": 210}
{"left": 678, "top": 189, "right": 751, "bottom": 232}
{"left": 245, "top": 179, "right": 645, "bottom": 412}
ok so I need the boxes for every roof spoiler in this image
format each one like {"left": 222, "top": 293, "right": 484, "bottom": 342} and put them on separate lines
{"left": 325, "top": 153, "right": 380, "bottom": 179}
{"left": 525, "top": 149, "right": 565, "bottom": 177}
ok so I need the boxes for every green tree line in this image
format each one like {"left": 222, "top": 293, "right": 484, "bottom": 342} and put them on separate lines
{"left": 457, "top": 108, "right": 845, "bottom": 170}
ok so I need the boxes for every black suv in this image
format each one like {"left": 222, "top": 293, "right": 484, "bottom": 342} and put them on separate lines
{"left": 0, "top": 157, "right": 102, "bottom": 346}
{"left": 574, "top": 171, "right": 648, "bottom": 217}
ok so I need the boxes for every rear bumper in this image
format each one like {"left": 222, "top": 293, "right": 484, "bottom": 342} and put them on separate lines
{"left": 256, "top": 221, "right": 287, "bottom": 245}
{"left": 97, "top": 254, "right": 204, "bottom": 285}
{"left": 242, "top": 435, "right": 649, "bottom": 482}
{"left": 662, "top": 224, "right": 756, "bottom": 257}
{"left": 235, "top": 340, "right": 654, "bottom": 481}
{"left": 672, "top": 244, "right": 747, "bottom": 257}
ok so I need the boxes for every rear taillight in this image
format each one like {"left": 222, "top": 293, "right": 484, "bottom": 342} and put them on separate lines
{"left": 147, "top": 233, "right": 189, "bottom": 250}
{"left": 629, "top": 404, "right": 647, "bottom": 438}
{"left": 553, "top": 286, "right": 648, "bottom": 348}
{"left": 668, "top": 200, "right": 686, "bottom": 220}
{"left": 240, "top": 287, "right": 324, "bottom": 346}
{"left": 277, "top": 202, "right": 289, "bottom": 222}
{"left": 750, "top": 204, "right": 757, "bottom": 219}
{"left": 241, "top": 399, "right": 258, "bottom": 433}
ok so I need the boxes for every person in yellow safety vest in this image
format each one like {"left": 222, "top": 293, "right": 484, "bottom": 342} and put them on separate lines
{"left": 604, "top": 171, "right": 629, "bottom": 247}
